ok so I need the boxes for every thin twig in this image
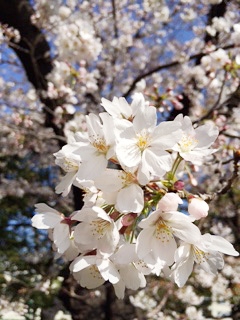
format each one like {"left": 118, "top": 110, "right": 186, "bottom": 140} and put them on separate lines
{"left": 193, "top": 70, "right": 227, "bottom": 124}
{"left": 216, "top": 150, "right": 240, "bottom": 195}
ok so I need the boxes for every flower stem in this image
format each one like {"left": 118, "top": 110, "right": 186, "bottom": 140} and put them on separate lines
{"left": 168, "top": 153, "right": 183, "bottom": 180}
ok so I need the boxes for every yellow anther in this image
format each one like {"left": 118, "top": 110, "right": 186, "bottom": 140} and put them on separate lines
{"left": 193, "top": 246, "right": 208, "bottom": 264}
{"left": 155, "top": 219, "right": 172, "bottom": 242}
{"left": 92, "top": 137, "right": 109, "bottom": 154}
{"left": 136, "top": 131, "right": 150, "bottom": 152}
{"left": 62, "top": 158, "right": 79, "bottom": 172}
{"left": 90, "top": 219, "right": 110, "bottom": 238}
{"left": 179, "top": 134, "right": 198, "bottom": 152}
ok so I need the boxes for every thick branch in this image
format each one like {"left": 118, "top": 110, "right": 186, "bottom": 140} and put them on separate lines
{"left": 0, "top": 0, "right": 52, "bottom": 90}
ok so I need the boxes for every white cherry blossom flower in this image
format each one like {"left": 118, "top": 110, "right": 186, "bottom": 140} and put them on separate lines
{"left": 172, "top": 114, "right": 219, "bottom": 165}
{"left": 136, "top": 193, "right": 201, "bottom": 266}
{"left": 76, "top": 179, "right": 104, "bottom": 208}
{"left": 171, "top": 233, "right": 239, "bottom": 287}
{"left": 112, "top": 243, "right": 151, "bottom": 299}
{"left": 53, "top": 230, "right": 80, "bottom": 261}
{"left": 32, "top": 203, "right": 72, "bottom": 254}
{"left": 70, "top": 254, "right": 120, "bottom": 289}
{"left": 115, "top": 106, "right": 181, "bottom": 184}
{"left": 94, "top": 168, "right": 144, "bottom": 214}
{"left": 54, "top": 143, "right": 82, "bottom": 196}
{"left": 55, "top": 18, "right": 102, "bottom": 63}
{"left": 73, "top": 206, "right": 120, "bottom": 256}
{"left": 101, "top": 92, "right": 147, "bottom": 120}
{"left": 72, "top": 112, "right": 116, "bottom": 180}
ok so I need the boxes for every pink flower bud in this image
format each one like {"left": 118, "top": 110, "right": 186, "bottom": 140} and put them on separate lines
{"left": 173, "top": 180, "right": 185, "bottom": 191}
{"left": 188, "top": 197, "right": 209, "bottom": 220}
{"left": 121, "top": 213, "right": 137, "bottom": 226}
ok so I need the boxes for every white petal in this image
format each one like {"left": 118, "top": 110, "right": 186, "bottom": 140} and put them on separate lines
{"left": 136, "top": 228, "right": 155, "bottom": 259}
{"left": 94, "top": 169, "right": 124, "bottom": 192}
{"left": 113, "top": 280, "right": 126, "bottom": 299}
{"left": 130, "top": 93, "right": 146, "bottom": 116}
{"left": 152, "top": 235, "right": 176, "bottom": 265}
{"left": 143, "top": 148, "right": 172, "bottom": 175}
{"left": 35, "top": 203, "right": 59, "bottom": 214}
{"left": 101, "top": 97, "right": 131, "bottom": 118}
{"left": 77, "top": 154, "right": 108, "bottom": 180}
{"left": 97, "top": 258, "right": 120, "bottom": 284}
{"left": 201, "top": 234, "right": 239, "bottom": 256}
{"left": 113, "top": 243, "right": 137, "bottom": 264}
{"left": 188, "top": 198, "right": 209, "bottom": 220}
{"left": 180, "top": 149, "right": 214, "bottom": 165}
{"left": 53, "top": 223, "right": 70, "bottom": 254}
{"left": 164, "top": 212, "right": 201, "bottom": 243}
{"left": 137, "top": 159, "right": 151, "bottom": 185}
{"left": 70, "top": 255, "right": 96, "bottom": 272}
{"left": 172, "top": 253, "right": 194, "bottom": 287}
{"left": 32, "top": 212, "right": 61, "bottom": 229}
{"left": 100, "top": 112, "right": 116, "bottom": 146}
{"left": 199, "top": 251, "right": 224, "bottom": 274}
{"left": 174, "top": 243, "right": 191, "bottom": 262}
{"left": 138, "top": 210, "right": 161, "bottom": 228}
{"left": 195, "top": 123, "right": 219, "bottom": 149}
{"left": 152, "top": 121, "right": 182, "bottom": 148}
{"left": 116, "top": 139, "right": 141, "bottom": 168}
{"left": 133, "top": 105, "right": 157, "bottom": 132}
{"left": 120, "top": 265, "right": 146, "bottom": 290}
{"left": 73, "top": 207, "right": 98, "bottom": 222}
{"left": 62, "top": 238, "right": 80, "bottom": 261}
{"left": 99, "top": 224, "right": 120, "bottom": 255}
{"left": 116, "top": 184, "right": 144, "bottom": 214}
{"left": 74, "top": 266, "right": 105, "bottom": 289}
{"left": 74, "top": 222, "right": 98, "bottom": 245}
{"left": 55, "top": 171, "right": 76, "bottom": 196}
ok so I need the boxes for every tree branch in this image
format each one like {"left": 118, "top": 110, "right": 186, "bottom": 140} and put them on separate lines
{"left": 123, "top": 44, "right": 236, "bottom": 98}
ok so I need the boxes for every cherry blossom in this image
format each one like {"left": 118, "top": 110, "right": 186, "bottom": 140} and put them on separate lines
{"left": 73, "top": 206, "right": 120, "bottom": 256}
{"left": 101, "top": 93, "right": 147, "bottom": 120}
{"left": 32, "top": 203, "right": 72, "bottom": 255}
{"left": 29, "top": 87, "right": 239, "bottom": 299}
{"left": 136, "top": 193, "right": 201, "bottom": 266}
{"left": 53, "top": 142, "right": 82, "bottom": 196}
{"left": 70, "top": 254, "right": 120, "bottom": 290}
{"left": 95, "top": 168, "right": 144, "bottom": 214}
{"left": 172, "top": 114, "right": 219, "bottom": 165}
{"left": 112, "top": 243, "right": 151, "bottom": 299}
{"left": 171, "top": 233, "right": 239, "bottom": 288}
{"left": 115, "top": 102, "right": 181, "bottom": 184}
{"left": 71, "top": 112, "right": 116, "bottom": 180}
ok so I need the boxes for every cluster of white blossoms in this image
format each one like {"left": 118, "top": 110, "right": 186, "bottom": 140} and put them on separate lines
{"left": 32, "top": 93, "right": 239, "bottom": 298}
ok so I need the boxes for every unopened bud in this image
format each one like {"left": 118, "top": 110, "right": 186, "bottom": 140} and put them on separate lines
{"left": 173, "top": 180, "right": 185, "bottom": 191}
{"left": 188, "top": 197, "right": 209, "bottom": 220}
{"left": 234, "top": 149, "right": 240, "bottom": 163}
{"left": 122, "top": 213, "right": 137, "bottom": 226}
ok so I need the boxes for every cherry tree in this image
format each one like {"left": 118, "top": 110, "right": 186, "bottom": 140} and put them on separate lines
{"left": 0, "top": 0, "right": 239, "bottom": 319}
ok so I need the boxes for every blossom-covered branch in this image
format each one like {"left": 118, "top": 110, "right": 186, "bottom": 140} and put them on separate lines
{"left": 32, "top": 93, "right": 239, "bottom": 299}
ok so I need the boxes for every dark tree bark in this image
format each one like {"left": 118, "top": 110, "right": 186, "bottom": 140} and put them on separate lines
{"left": 0, "top": 0, "right": 67, "bottom": 138}
{"left": 0, "top": 0, "right": 52, "bottom": 90}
